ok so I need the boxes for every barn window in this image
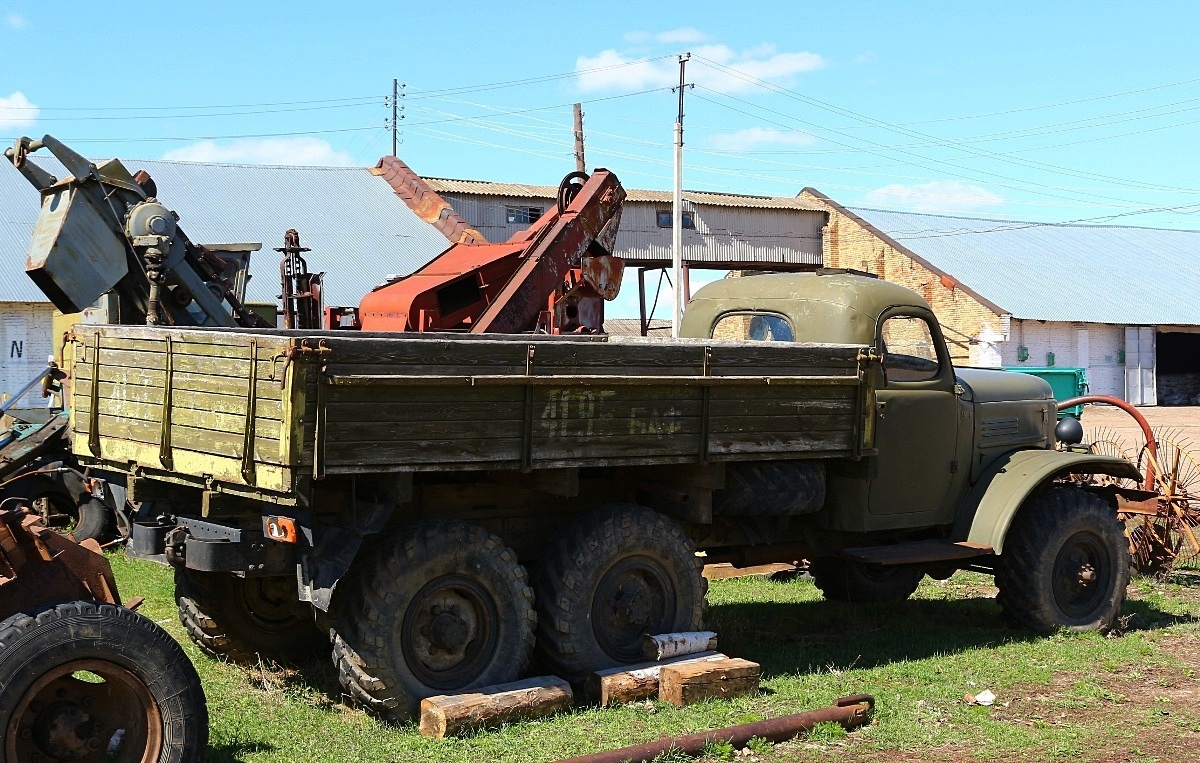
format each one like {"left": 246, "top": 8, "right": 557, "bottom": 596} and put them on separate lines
{"left": 656, "top": 210, "right": 695, "bottom": 229}
{"left": 506, "top": 205, "right": 543, "bottom": 224}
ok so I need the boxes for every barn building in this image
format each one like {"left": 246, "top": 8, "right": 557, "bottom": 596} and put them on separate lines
{"left": 802, "top": 188, "right": 1200, "bottom": 406}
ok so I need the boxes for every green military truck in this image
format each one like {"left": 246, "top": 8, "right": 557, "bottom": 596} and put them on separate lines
{"left": 72, "top": 271, "right": 1138, "bottom": 720}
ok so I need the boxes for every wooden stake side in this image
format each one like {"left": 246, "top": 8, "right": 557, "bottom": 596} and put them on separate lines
{"left": 586, "top": 651, "right": 727, "bottom": 706}
{"left": 418, "top": 676, "right": 573, "bottom": 738}
{"left": 659, "top": 657, "right": 760, "bottom": 707}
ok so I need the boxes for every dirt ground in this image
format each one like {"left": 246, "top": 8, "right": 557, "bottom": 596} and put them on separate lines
{"left": 1082, "top": 404, "right": 1200, "bottom": 450}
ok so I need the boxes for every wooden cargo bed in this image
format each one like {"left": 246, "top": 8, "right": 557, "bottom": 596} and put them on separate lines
{"left": 70, "top": 326, "right": 878, "bottom": 497}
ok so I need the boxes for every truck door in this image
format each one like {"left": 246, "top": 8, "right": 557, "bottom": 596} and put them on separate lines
{"left": 868, "top": 309, "right": 961, "bottom": 519}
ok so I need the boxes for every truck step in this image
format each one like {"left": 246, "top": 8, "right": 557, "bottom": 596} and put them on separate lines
{"left": 842, "top": 540, "right": 993, "bottom": 566}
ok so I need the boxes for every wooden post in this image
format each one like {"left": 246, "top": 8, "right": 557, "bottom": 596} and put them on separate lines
{"left": 586, "top": 651, "right": 727, "bottom": 707}
{"left": 418, "top": 676, "right": 573, "bottom": 738}
{"left": 659, "top": 657, "right": 760, "bottom": 707}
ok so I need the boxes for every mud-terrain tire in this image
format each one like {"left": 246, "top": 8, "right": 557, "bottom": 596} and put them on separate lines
{"left": 0, "top": 474, "right": 114, "bottom": 544}
{"left": 330, "top": 520, "right": 535, "bottom": 721}
{"left": 996, "top": 487, "right": 1129, "bottom": 633}
{"left": 175, "top": 569, "right": 325, "bottom": 663}
{"left": 810, "top": 557, "right": 924, "bottom": 603}
{"left": 0, "top": 601, "right": 207, "bottom": 763}
{"left": 713, "top": 460, "right": 826, "bottom": 517}
{"left": 535, "top": 505, "right": 707, "bottom": 683}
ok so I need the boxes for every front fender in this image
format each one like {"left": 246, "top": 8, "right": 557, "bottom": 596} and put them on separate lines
{"left": 955, "top": 450, "right": 1141, "bottom": 554}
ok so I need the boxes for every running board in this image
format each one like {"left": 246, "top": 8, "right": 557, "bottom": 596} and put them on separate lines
{"left": 842, "top": 540, "right": 994, "bottom": 566}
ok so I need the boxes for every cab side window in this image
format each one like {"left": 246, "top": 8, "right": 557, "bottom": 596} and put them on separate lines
{"left": 880, "top": 315, "right": 940, "bottom": 382}
{"left": 712, "top": 313, "right": 795, "bottom": 342}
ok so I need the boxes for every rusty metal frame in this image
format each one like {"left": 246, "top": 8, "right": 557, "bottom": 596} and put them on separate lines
{"left": 553, "top": 695, "right": 873, "bottom": 763}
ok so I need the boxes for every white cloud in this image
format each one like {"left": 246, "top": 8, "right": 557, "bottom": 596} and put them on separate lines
{"left": 0, "top": 91, "right": 38, "bottom": 130}
{"left": 161, "top": 137, "right": 356, "bottom": 166}
{"left": 706, "top": 127, "right": 816, "bottom": 151}
{"left": 576, "top": 40, "right": 826, "bottom": 93}
{"left": 656, "top": 27, "right": 707, "bottom": 44}
{"left": 5, "top": 13, "right": 27, "bottom": 29}
{"left": 862, "top": 181, "right": 1005, "bottom": 214}
{"left": 624, "top": 28, "right": 708, "bottom": 45}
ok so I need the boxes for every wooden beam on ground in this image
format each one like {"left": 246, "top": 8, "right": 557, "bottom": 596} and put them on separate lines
{"left": 586, "top": 651, "right": 727, "bottom": 707}
{"left": 418, "top": 676, "right": 573, "bottom": 738}
{"left": 641, "top": 630, "right": 719, "bottom": 661}
{"left": 659, "top": 657, "right": 760, "bottom": 707}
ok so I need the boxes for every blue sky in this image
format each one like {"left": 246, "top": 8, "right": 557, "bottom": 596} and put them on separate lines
{"left": 5, "top": 1, "right": 1200, "bottom": 233}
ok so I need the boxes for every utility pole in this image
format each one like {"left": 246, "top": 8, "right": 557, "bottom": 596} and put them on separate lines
{"left": 391, "top": 78, "right": 399, "bottom": 156}
{"left": 671, "top": 53, "right": 692, "bottom": 338}
{"left": 573, "top": 103, "right": 586, "bottom": 173}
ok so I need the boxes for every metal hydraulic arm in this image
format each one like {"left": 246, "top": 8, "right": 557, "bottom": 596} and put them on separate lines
{"left": 353, "top": 169, "right": 626, "bottom": 334}
{"left": 5, "top": 135, "right": 269, "bottom": 328}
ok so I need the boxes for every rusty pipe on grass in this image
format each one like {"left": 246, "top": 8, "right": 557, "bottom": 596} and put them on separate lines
{"left": 1058, "top": 395, "right": 1157, "bottom": 490}
{"left": 551, "top": 694, "right": 874, "bottom": 763}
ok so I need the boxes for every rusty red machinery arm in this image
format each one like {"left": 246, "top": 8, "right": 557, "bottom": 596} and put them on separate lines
{"left": 551, "top": 695, "right": 874, "bottom": 763}
{"left": 1058, "top": 394, "right": 1157, "bottom": 491}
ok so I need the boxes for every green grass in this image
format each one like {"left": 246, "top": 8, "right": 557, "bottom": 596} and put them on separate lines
{"left": 107, "top": 553, "right": 1200, "bottom": 763}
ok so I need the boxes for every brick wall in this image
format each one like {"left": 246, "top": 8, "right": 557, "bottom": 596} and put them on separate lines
{"left": 800, "top": 191, "right": 1005, "bottom": 365}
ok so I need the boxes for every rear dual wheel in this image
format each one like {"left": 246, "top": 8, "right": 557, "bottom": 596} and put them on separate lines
{"left": 535, "top": 505, "right": 707, "bottom": 683}
{"left": 175, "top": 570, "right": 326, "bottom": 663}
{"left": 330, "top": 520, "right": 536, "bottom": 721}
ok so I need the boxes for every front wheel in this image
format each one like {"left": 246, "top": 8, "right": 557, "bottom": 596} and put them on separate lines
{"left": 996, "top": 487, "right": 1130, "bottom": 632}
{"left": 0, "top": 601, "right": 207, "bottom": 763}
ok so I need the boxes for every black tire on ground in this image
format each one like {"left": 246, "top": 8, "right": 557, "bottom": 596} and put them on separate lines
{"left": 0, "top": 601, "right": 207, "bottom": 763}
{"left": 996, "top": 487, "right": 1130, "bottom": 633}
{"left": 330, "top": 520, "right": 536, "bottom": 721}
{"left": 809, "top": 557, "right": 924, "bottom": 603}
{"left": 175, "top": 568, "right": 325, "bottom": 663}
{"left": 713, "top": 460, "right": 826, "bottom": 517}
{"left": 0, "top": 474, "right": 114, "bottom": 544}
{"left": 535, "top": 504, "right": 707, "bottom": 684}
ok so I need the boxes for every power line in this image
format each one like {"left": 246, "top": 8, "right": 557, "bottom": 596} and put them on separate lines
{"left": 691, "top": 56, "right": 1200, "bottom": 196}
{"left": 39, "top": 125, "right": 383, "bottom": 144}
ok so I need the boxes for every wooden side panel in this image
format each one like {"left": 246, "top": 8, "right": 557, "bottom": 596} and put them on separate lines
{"left": 318, "top": 335, "right": 871, "bottom": 471}
{"left": 70, "top": 326, "right": 874, "bottom": 486}
{"left": 71, "top": 327, "right": 296, "bottom": 494}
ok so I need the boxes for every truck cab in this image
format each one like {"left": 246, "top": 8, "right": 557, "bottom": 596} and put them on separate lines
{"left": 681, "top": 270, "right": 1061, "bottom": 533}
{"left": 680, "top": 269, "right": 1141, "bottom": 601}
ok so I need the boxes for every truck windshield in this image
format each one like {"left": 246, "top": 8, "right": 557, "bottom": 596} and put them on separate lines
{"left": 711, "top": 313, "right": 795, "bottom": 342}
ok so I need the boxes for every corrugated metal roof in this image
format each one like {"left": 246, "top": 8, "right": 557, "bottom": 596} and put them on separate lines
{"left": 0, "top": 157, "right": 452, "bottom": 306}
{"left": 425, "top": 178, "right": 825, "bottom": 211}
{"left": 848, "top": 206, "right": 1200, "bottom": 325}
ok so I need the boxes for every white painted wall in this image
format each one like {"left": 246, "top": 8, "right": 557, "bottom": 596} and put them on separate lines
{"left": 0, "top": 302, "right": 55, "bottom": 399}
{"left": 1000, "top": 319, "right": 1126, "bottom": 399}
